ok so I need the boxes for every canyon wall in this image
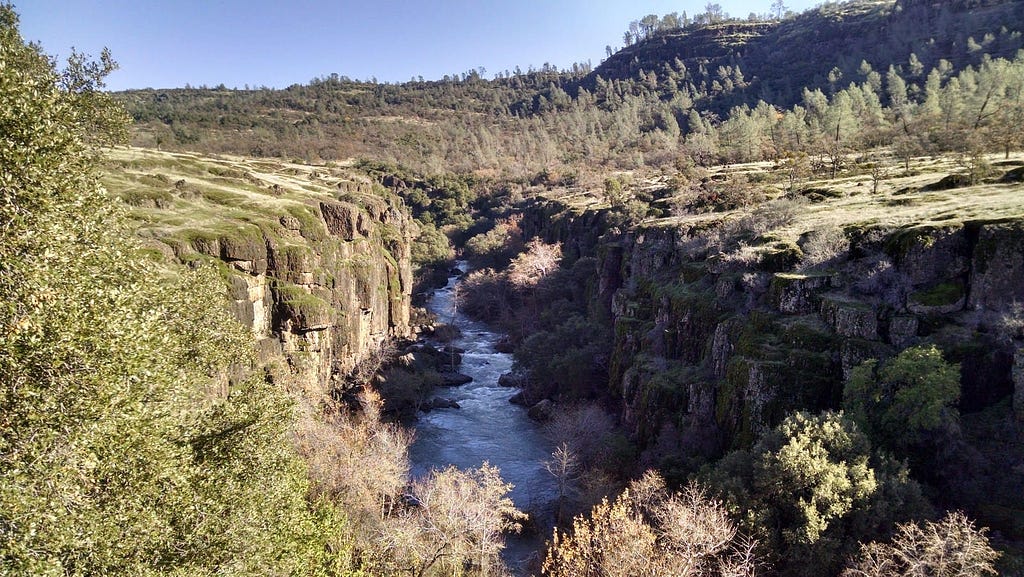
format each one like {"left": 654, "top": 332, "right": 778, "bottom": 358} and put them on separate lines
{"left": 523, "top": 195, "right": 1024, "bottom": 455}
{"left": 109, "top": 149, "right": 415, "bottom": 396}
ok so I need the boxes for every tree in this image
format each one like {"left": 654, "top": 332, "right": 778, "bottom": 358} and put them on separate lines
{"left": 842, "top": 512, "right": 999, "bottom": 577}
{"left": 542, "top": 472, "right": 758, "bottom": 577}
{"left": 545, "top": 443, "right": 581, "bottom": 524}
{"left": 507, "top": 238, "right": 562, "bottom": 288}
{"left": 383, "top": 464, "right": 524, "bottom": 577}
{"left": 757, "top": 412, "right": 878, "bottom": 547}
{"left": 844, "top": 345, "right": 960, "bottom": 458}
{"left": 772, "top": 0, "right": 788, "bottom": 20}
{"left": 705, "top": 412, "right": 927, "bottom": 577}
{"left": 704, "top": 3, "right": 726, "bottom": 24}
{"left": 0, "top": 7, "right": 340, "bottom": 573}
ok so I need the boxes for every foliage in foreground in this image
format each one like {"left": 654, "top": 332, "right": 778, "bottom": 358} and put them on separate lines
{"left": 842, "top": 511, "right": 999, "bottom": 577}
{"left": 704, "top": 411, "right": 930, "bottom": 577}
{"left": 0, "top": 6, "right": 350, "bottom": 574}
{"left": 542, "top": 471, "right": 757, "bottom": 577}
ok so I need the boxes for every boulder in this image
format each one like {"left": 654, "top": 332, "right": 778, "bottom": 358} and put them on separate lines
{"left": 439, "top": 371, "right": 473, "bottom": 386}
{"left": 279, "top": 215, "right": 302, "bottom": 230}
{"left": 498, "top": 371, "right": 528, "bottom": 388}
{"left": 820, "top": 295, "right": 878, "bottom": 340}
{"left": 320, "top": 201, "right": 373, "bottom": 240}
{"left": 424, "top": 397, "right": 460, "bottom": 411}
{"left": 769, "top": 273, "right": 834, "bottom": 314}
{"left": 527, "top": 399, "right": 555, "bottom": 422}
{"left": 494, "top": 336, "right": 514, "bottom": 353}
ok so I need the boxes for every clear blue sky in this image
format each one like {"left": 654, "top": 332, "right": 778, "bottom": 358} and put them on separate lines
{"left": 17, "top": 0, "right": 821, "bottom": 91}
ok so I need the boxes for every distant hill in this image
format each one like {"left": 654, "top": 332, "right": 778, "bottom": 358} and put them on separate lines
{"left": 590, "top": 0, "right": 1024, "bottom": 112}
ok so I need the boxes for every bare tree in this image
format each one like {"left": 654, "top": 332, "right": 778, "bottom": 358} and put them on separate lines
{"left": 545, "top": 443, "right": 581, "bottom": 524}
{"left": 543, "top": 471, "right": 759, "bottom": 577}
{"left": 843, "top": 511, "right": 999, "bottom": 577}
{"left": 508, "top": 239, "right": 562, "bottom": 289}
{"left": 385, "top": 464, "right": 525, "bottom": 577}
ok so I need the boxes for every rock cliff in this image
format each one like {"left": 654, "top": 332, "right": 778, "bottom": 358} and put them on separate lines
{"left": 520, "top": 161, "right": 1024, "bottom": 455}
{"left": 103, "top": 148, "right": 414, "bottom": 394}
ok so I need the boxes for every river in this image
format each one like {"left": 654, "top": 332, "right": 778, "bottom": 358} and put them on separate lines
{"left": 408, "top": 264, "right": 558, "bottom": 574}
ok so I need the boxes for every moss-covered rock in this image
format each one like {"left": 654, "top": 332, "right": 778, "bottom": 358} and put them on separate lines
{"left": 908, "top": 281, "right": 966, "bottom": 314}
{"left": 885, "top": 223, "right": 969, "bottom": 288}
{"left": 273, "top": 282, "right": 334, "bottom": 330}
{"left": 820, "top": 294, "right": 878, "bottom": 340}
{"left": 769, "top": 272, "right": 835, "bottom": 314}
{"left": 319, "top": 200, "right": 373, "bottom": 240}
{"left": 758, "top": 240, "right": 804, "bottom": 272}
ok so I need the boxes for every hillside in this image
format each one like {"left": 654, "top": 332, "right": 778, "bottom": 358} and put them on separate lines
{"left": 463, "top": 148, "right": 1024, "bottom": 574}
{"left": 593, "top": 0, "right": 1024, "bottom": 109}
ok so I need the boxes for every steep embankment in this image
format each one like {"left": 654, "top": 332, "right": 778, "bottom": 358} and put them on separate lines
{"left": 101, "top": 147, "right": 414, "bottom": 392}
{"left": 523, "top": 153, "right": 1024, "bottom": 465}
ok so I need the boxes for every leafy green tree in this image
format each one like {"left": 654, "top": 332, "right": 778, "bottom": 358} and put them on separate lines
{"left": 843, "top": 345, "right": 960, "bottom": 458}
{"left": 0, "top": 7, "right": 339, "bottom": 574}
{"left": 706, "top": 412, "right": 927, "bottom": 577}
{"left": 755, "top": 412, "right": 878, "bottom": 547}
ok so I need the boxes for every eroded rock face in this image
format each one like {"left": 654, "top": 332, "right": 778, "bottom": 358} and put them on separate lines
{"left": 524, "top": 196, "right": 1024, "bottom": 454}
{"left": 215, "top": 198, "right": 413, "bottom": 394}
{"left": 969, "top": 221, "right": 1024, "bottom": 311}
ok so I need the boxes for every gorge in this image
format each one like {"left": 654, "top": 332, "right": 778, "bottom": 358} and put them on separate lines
{"left": 6, "top": 1, "right": 1024, "bottom": 574}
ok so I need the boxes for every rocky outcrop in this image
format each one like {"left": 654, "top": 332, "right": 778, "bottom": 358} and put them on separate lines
{"left": 608, "top": 217, "right": 1024, "bottom": 451}
{"left": 173, "top": 194, "right": 414, "bottom": 395}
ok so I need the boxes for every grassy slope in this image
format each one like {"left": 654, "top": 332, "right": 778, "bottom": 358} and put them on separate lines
{"left": 546, "top": 152, "right": 1024, "bottom": 242}
{"left": 100, "top": 147, "right": 382, "bottom": 257}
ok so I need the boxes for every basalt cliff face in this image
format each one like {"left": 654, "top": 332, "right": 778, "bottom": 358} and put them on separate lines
{"left": 103, "top": 148, "right": 414, "bottom": 394}
{"left": 602, "top": 216, "right": 1024, "bottom": 453}
{"left": 521, "top": 165, "right": 1024, "bottom": 456}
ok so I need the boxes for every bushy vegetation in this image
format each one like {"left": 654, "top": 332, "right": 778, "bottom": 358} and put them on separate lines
{"left": 543, "top": 471, "right": 758, "bottom": 577}
{"left": 0, "top": 9, "right": 334, "bottom": 572}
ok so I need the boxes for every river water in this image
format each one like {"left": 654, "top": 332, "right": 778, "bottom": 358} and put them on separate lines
{"left": 408, "top": 264, "right": 557, "bottom": 574}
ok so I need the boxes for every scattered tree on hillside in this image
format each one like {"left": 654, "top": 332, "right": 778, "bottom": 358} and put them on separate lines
{"left": 772, "top": 0, "right": 788, "bottom": 20}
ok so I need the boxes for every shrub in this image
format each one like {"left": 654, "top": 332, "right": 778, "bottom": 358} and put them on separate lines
{"left": 842, "top": 512, "right": 999, "bottom": 577}
{"left": 542, "top": 471, "right": 758, "bottom": 577}
{"left": 844, "top": 345, "right": 961, "bottom": 458}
